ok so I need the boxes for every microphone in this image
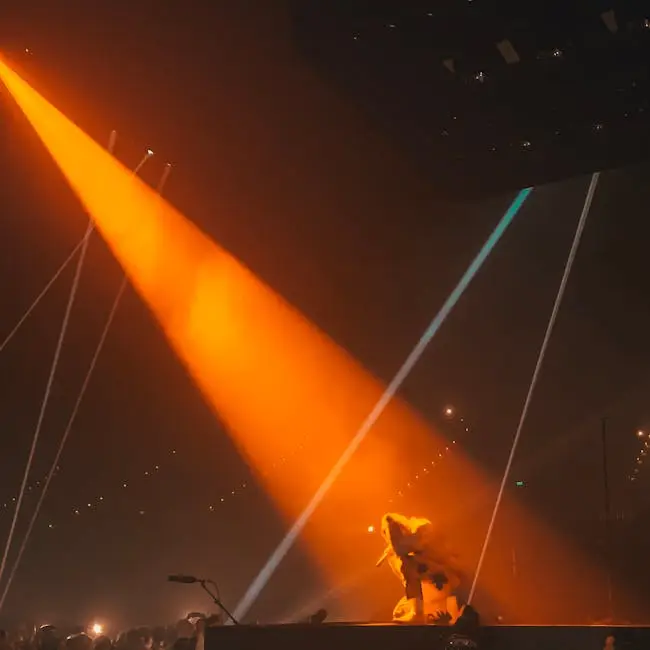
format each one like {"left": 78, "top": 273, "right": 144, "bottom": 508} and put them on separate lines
{"left": 168, "top": 574, "right": 200, "bottom": 584}
{"left": 167, "top": 574, "right": 240, "bottom": 625}
{"left": 376, "top": 547, "right": 391, "bottom": 567}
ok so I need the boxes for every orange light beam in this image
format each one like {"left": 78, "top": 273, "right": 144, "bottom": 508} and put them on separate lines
{"left": 233, "top": 188, "right": 532, "bottom": 620}
{"left": 0, "top": 57, "right": 627, "bottom": 623}
{"left": 0, "top": 55, "right": 434, "bottom": 532}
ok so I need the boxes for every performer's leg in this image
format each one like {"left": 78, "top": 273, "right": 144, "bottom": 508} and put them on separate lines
{"left": 401, "top": 558, "right": 424, "bottom": 620}
{"left": 401, "top": 558, "right": 423, "bottom": 600}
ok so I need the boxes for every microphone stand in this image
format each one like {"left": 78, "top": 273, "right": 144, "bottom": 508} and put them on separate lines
{"left": 199, "top": 579, "right": 239, "bottom": 625}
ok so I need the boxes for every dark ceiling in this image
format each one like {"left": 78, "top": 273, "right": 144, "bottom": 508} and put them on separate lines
{"left": 291, "top": 0, "right": 650, "bottom": 198}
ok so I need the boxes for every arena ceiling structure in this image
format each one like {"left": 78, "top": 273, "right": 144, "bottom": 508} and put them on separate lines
{"left": 291, "top": 0, "right": 650, "bottom": 198}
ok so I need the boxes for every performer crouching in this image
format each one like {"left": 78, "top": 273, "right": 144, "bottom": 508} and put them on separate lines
{"left": 377, "top": 512, "right": 465, "bottom": 624}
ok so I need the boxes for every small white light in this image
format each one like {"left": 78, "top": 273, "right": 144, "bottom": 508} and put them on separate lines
{"left": 146, "top": 148, "right": 154, "bottom": 156}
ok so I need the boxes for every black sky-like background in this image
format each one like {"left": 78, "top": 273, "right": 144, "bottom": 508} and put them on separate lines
{"left": 1, "top": 0, "right": 650, "bottom": 629}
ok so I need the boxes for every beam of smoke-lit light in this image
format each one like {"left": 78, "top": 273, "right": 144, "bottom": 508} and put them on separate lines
{"left": 0, "top": 57, "right": 631, "bottom": 624}
{"left": 233, "top": 188, "right": 532, "bottom": 621}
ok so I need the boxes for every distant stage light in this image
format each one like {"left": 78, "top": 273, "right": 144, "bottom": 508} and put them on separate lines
{"left": 444, "top": 406, "right": 454, "bottom": 418}
{"left": 367, "top": 525, "right": 374, "bottom": 533}
{"left": 146, "top": 148, "right": 154, "bottom": 157}
{"left": 91, "top": 623, "right": 103, "bottom": 636}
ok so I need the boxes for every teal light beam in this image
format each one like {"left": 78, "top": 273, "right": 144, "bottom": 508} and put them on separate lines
{"left": 234, "top": 187, "right": 534, "bottom": 621}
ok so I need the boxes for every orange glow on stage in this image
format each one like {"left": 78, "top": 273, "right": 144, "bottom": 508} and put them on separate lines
{"left": 0, "top": 55, "right": 637, "bottom": 623}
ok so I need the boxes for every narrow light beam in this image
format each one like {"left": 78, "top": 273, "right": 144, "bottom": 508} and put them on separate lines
{"left": 233, "top": 188, "right": 533, "bottom": 620}
{"left": 0, "top": 129, "right": 119, "bottom": 589}
{"left": 0, "top": 159, "right": 167, "bottom": 613}
{"left": 468, "top": 173, "right": 600, "bottom": 603}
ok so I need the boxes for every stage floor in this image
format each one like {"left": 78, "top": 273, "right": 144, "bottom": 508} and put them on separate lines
{"left": 206, "top": 623, "right": 650, "bottom": 650}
